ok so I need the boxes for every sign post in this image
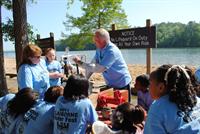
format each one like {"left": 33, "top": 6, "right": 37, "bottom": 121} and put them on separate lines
{"left": 146, "top": 19, "right": 152, "bottom": 74}
{"left": 109, "top": 20, "right": 156, "bottom": 74}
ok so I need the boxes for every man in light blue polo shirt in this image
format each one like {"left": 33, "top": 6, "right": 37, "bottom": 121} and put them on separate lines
{"left": 74, "top": 28, "right": 132, "bottom": 102}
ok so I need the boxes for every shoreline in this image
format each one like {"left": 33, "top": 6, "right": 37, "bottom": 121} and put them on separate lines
{"left": 4, "top": 48, "right": 200, "bottom": 68}
{"left": 4, "top": 58, "right": 197, "bottom": 93}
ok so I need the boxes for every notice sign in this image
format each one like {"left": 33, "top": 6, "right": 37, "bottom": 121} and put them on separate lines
{"left": 109, "top": 26, "right": 156, "bottom": 48}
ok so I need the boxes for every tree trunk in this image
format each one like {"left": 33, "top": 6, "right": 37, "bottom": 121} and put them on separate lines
{"left": 12, "top": 0, "right": 28, "bottom": 70}
{"left": 0, "top": 5, "right": 8, "bottom": 96}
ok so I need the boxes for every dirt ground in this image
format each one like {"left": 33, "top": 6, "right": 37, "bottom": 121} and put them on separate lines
{"left": 5, "top": 58, "right": 159, "bottom": 92}
{"left": 4, "top": 58, "right": 158, "bottom": 106}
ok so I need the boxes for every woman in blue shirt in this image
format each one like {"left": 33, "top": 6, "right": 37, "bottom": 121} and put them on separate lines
{"left": 17, "top": 44, "right": 50, "bottom": 99}
{"left": 144, "top": 64, "right": 200, "bottom": 134}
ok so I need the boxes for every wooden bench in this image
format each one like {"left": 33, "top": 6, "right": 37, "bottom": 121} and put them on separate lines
{"left": 6, "top": 73, "right": 17, "bottom": 78}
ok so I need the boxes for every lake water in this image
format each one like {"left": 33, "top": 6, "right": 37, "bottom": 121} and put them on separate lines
{"left": 4, "top": 48, "right": 200, "bottom": 67}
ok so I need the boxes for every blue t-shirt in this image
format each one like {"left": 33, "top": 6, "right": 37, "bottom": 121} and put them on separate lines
{"left": 0, "top": 95, "right": 24, "bottom": 134}
{"left": 144, "top": 95, "right": 200, "bottom": 134}
{"left": 95, "top": 42, "right": 132, "bottom": 88}
{"left": 17, "top": 59, "right": 50, "bottom": 98}
{"left": 195, "top": 68, "right": 200, "bottom": 83}
{"left": 54, "top": 96, "right": 98, "bottom": 134}
{"left": 0, "top": 94, "right": 15, "bottom": 111}
{"left": 45, "top": 59, "right": 62, "bottom": 86}
{"left": 16, "top": 100, "right": 55, "bottom": 134}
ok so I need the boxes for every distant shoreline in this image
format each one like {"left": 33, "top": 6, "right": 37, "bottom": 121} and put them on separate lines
{"left": 4, "top": 48, "right": 200, "bottom": 67}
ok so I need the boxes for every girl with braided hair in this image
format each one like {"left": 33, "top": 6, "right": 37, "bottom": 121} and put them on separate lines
{"left": 144, "top": 64, "right": 200, "bottom": 134}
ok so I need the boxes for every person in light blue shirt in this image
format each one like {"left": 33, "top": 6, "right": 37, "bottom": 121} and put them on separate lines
{"left": 45, "top": 48, "right": 64, "bottom": 86}
{"left": 0, "top": 93, "right": 15, "bottom": 111}
{"left": 17, "top": 86, "right": 63, "bottom": 134}
{"left": 0, "top": 88, "right": 37, "bottom": 134}
{"left": 54, "top": 75, "right": 98, "bottom": 134}
{"left": 144, "top": 64, "right": 200, "bottom": 134}
{"left": 74, "top": 28, "right": 132, "bottom": 102}
{"left": 17, "top": 44, "right": 50, "bottom": 99}
{"left": 0, "top": 93, "right": 15, "bottom": 134}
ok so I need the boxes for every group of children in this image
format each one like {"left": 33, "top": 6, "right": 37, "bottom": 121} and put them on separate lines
{"left": 2, "top": 65, "right": 200, "bottom": 133}
{"left": 83, "top": 64, "right": 200, "bottom": 133}
{"left": 144, "top": 65, "right": 200, "bottom": 133}
{"left": 0, "top": 75, "right": 98, "bottom": 134}
{"left": 2, "top": 44, "right": 200, "bottom": 133}
{"left": 0, "top": 86, "right": 61, "bottom": 134}
{"left": 93, "top": 64, "right": 200, "bottom": 134}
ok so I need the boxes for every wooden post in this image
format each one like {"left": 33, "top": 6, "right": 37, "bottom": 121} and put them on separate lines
{"left": 50, "top": 32, "right": 54, "bottom": 37}
{"left": 111, "top": 24, "right": 117, "bottom": 31}
{"left": 146, "top": 19, "right": 152, "bottom": 74}
{"left": 36, "top": 34, "right": 40, "bottom": 46}
{"left": 49, "top": 32, "right": 55, "bottom": 50}
{"left": 36, "top": 34, "right": 40, "bottom": 40}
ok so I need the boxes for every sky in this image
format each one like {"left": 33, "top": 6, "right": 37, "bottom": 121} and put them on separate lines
{"left": 2, "top": 0, "right": 200, "bottom": 51}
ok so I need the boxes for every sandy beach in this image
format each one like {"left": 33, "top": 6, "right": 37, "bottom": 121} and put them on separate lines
{"left": 4, "top": 58, "right": 153, "bottom": 105}
{"left": 4, "top": 58, "right": 159, "bottom": 92}
{"left": 4, "top": 57, "right": 196, "bottom": 93}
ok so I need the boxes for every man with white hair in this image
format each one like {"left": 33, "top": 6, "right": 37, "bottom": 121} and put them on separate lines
{"left": 74, "top": 28, "right": 132, "bottom": 102}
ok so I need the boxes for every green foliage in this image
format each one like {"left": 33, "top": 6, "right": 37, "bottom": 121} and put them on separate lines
{"left": 1, "top": 0, "right": 36, "bottom": 9}
{"left": 0, "top": 0, "right": 12, "bottom": 9}
{"left": 62, "top": 0, "right": 129, "bottom": 50}
{"left": 1, "top": 0, "right": 37, "bottom": 44}
{"left": 60, "top": 33, "right": 94, "bottom": 51}
{"left": 156, "top": 21, "right": 200, "bottom": 47}
{"left": 55, "top": 36, "right": 96, "bottom": 51}
{"left": 65, "top": 0, "right": 129, "bottom": 33}
{"left": 2, "top": 18, "right": 37, "bottom": 44}
{"left": 57, "top": 21, "right": 200, "bottom": 50}
{"left": 2, "top": 19, "right": 14, "bottom": 42}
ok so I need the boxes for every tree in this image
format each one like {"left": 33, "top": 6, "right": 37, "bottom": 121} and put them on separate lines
{"left": 0, "top": 3, "right": 8, "bottom": 96}
{"left": 156, "top": 22, "right": 200, "bottom": 48}
{"left": 1, "top": 0, "right": 30, "bottom": 71}
{"left": 63, "top": 0, "right": 129, "bottom": 49}
{"left": 12, "top": 0, "right": 29, "bottom": 69}
{"left": 2, "top": 0, "right": 36, "bottom": 43}
{"left": 2, "top": 18, "right": 36, "bottom": 43}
